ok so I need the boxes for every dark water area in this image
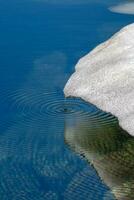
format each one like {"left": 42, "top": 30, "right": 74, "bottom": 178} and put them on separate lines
{"left": 0, "top": 0, "right": 134, "bottom": 199}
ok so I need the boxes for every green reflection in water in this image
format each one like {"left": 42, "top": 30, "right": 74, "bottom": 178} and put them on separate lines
{"left": 65, "top": 110, "right": 134, "bottom": 200}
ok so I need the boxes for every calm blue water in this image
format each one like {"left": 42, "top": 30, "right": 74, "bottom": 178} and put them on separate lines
{"left": 0, "top": 1, "right": 134, "bottom": 199}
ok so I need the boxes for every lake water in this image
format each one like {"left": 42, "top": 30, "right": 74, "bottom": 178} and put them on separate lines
{"left": 0, "top": 0, "right": 134, "bottom": 199}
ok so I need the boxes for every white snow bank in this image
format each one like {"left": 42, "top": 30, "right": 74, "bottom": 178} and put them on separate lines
{"left": 64, "top": 23, "right": 134, "bottom": 136}
{"left": 109, "top": 2, "right": 134, "bottom": 15}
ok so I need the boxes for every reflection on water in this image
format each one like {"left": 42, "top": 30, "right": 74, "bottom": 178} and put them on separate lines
{"left": 1, "top": 0, "right": 134, "bottom": 199}
{"left": 0, "top": 48, "right": 114, "bottom": 199}
{"left": 65, "top": 105, "right": 134, "bottom": 200}
{"left": 0, "top": 87, "right": 112, "bottom": 199}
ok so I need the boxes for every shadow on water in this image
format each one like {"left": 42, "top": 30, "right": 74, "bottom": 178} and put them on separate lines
{"left": 64, "top": 100, "right": 134, "bottom": 200}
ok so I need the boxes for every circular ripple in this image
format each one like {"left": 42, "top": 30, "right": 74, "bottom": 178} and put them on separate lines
{"left": 0, "top": 88, "right": 123, "bottom": 200}
{"left": 1, "top": 89, "right": 92, "bottom": 117}
{"left": 42, "top": 99, "right": 95, "bottom": 118}
{"left": 0, "top": 88, "right": 118, "bottom": 129}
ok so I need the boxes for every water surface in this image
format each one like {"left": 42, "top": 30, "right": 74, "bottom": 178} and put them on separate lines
{"left": 0, "top": 0, "right": 134, "bottom": 199}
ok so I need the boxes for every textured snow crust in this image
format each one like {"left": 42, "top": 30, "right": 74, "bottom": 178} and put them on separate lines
{"left": 64, "top": 24, "right": 134, "bottom": 136}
